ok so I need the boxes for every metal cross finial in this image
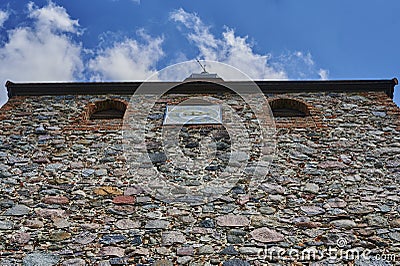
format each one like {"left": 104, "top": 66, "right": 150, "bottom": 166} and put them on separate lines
{"left": 196, "top": 58, "right": 208, "bottom": 73}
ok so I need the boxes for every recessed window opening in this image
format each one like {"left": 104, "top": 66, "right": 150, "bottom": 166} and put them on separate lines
{"left": 269, "top": 98, "right": 309, "bottom": 117}
{"left": 89, "top": 99, "right": 127, "bottom": 120}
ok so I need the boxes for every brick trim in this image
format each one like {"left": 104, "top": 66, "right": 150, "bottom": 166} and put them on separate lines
{"left": 268, "top": 97, "right": 324, "bottom": 128}
{"left": 82, "top": 99, "right": 128, "bottom": 120}
{"left": 65, "top": 98, "right": 129, "bottom": 131}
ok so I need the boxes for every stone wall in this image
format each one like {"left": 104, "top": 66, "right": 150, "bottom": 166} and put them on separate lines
{"left": 0, "top": 91, "right": 399, "bottom": 265}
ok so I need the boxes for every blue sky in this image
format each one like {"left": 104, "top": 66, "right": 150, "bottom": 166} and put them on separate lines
{"left": 0, "top": 0, "right": 399, "bottom": 106}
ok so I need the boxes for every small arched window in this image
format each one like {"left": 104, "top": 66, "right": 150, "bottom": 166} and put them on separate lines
{"left": 86, "top": 99, "right": 127, "bottom": 120}
{"left": 269, "top": 98, "right": 309, "bottom": 117}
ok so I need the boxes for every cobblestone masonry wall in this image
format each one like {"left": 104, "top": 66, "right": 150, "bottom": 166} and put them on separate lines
{"left": 0, "top": 91, "right": 399, "bottom": 265}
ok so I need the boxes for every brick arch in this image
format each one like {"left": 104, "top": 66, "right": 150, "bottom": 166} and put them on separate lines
{"left": 83, "top": 99, "right": 128, "bottom": 120}
{"left": 269, "top": 98, "right": 310, "bottom": 117}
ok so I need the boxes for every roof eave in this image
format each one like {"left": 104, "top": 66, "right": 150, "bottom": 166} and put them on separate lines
{"left": 5, "top": 78, "right": 398, "bottom": 99}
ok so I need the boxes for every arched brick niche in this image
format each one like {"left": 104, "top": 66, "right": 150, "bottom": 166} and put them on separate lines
{"left": 83, "top": 99, "right": 127, "bottom": 120}
{"left": 268, "top": 98, "right": 322, "bottom": 128}
{"left": 269, "top": 98, "right": 310, "bottom": 117}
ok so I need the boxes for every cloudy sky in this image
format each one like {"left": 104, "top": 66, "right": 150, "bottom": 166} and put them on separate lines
{"left": 0, "top": 0, "right": 399, "bottom": 107}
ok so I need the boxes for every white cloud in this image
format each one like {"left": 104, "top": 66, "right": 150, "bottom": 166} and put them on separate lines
{"left": 295, "top": 51, "right": 314, "bottom": 66}
{"left": 220, "top": 29, "right": 286, "bottom": 80}
{"left": 170, "top": 8, "right": 328, "bottom": 81}
{"left": 318, "top": 69, "right": 329, "bottom": 80}
{"left": 274, "top": 51, "right": 323, "bottom": 80}
{"left": 28, "top": 2, "right": 80, "bottom": 33}
{"left": 170, "top": 8, "right": 286, "bottom": 80}
{"left": 0, "top": 10, "right": 9, "bottom": 27}
{"left": 88, "top": 30, "right": 164, "bottom": 81}
{"left": 0, "top": 2, "right": 84, "bottom": 107}
{"left": 170, "top": 9, "right": 219, "bottom": 59}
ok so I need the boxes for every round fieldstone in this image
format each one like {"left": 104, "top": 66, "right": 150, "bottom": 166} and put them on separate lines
{"left": 115, "top": 219, "right": 140, "bottom": 229}
{"left": 326, "top": 198, "right": 347, "bottom": 208}
{"left": 70, "top": 162, "right": 84, "bottom": 169}
{"left": 49, "top": 231, "right": 71, "bottom": 241}
{"left": 148, "top": 113, "right": 164, "bottom": 120}
{"left": 23, "top": 252, "right": 60, "bottom": 266}
{"left": 220, "top": 245, "right": 238, "bottom": 255}
{"left": 145, "top": 219, "right": 170, "bottom": 229}
{"left": 205, "top": 165, "right": 219, "bottom": 171}
{"left": 155, "top": 247, "right": 169, "bottom": 255}
{"left": 4, "top": 204, "right": 31, "bottom": 216}
{"left": 223, "top": 259, "right": 250, "bottom": 266}
{"left": 124, "top": 186, "right": 145, "bottom": 196}
{"left": 238, "top": 247, "right": 262, "bottom": 255}
{"left": 259, "top": 206, "right": 276, "bottom": 215}
{"left": 216, "top": 141, "right": 229, "bottom": 150}
{"left": 231, "top": 186, "right": 246, "bottom": 194}
{"left": 304, "top": 183, "right": 320, "bottom": 193}
{"left": 260, "top": 183, "right": 285, "bottom": 194}
{"left": 300, "top": 205, "right": 325, "bottom": 216}
{"left": 97, "top": 260, "right": 112, "bottom": 266}
{"left": 237, "top": 195, "right": 250, "bottom": 205}
{"left": 200, "top": 218, "right": 215, "bottom": 228}
{"left": 62, "top": 258, "right": 86, "bottom": 266}
{"left": 34, "top": 125, "right": 47, "bottom": 134}
{"left": 0, "top": 200, "right": 14, "bottom": 208}
{"left": 216, "top": 215, "right": 250, "bottom": 227}
{"left": 388, "top": 232, "right": 400, "bottom": 242}
{"left": 52, "top": 217, "right": 70, "bottom": 228}
{"left": 185, "top": 142, "right": 199, "bottom": 148}
{"left": 229, "top": 229, "right": 247, "bottom": 236}
{"left": 250, "top": 227, "right": 284, "bottom": 243}
{"left": 227, "top": 234, "right": 243, "bottom": 244}
{"left": 390, "top": 218, "right": 400, "bottom": 227}
{"left": 162, "top": 231, "right": 186, "bottom": 245}
{"left": 197, "top": 245, "right": 214, "bottom": 254}
{"left": 109, "top": 258, "right": 127, "bottom": 265}
{"left": 95, "top": 169, "right": 107, "bottom": 176}
{"left": 330, "top": 219, "right": 357, "bottom": 229}
{"left": 81, "top": 168, "right": 95, "bottom": 177}
{"left": 45, "top": 163, "right": 63, "bottom": 172}
{"left": 152, "top": 260, "right": 173, "bottom": 266}
{"left": 131, "top": 235, "right": 142, "bottom": 246}
{"left": 149, "top": 152, "right": 167, "bottom": 164}
{"left": 74, "top": 231, "right": 97, "bottom": 245}
{"left": 378, "top": 204, "right": 391, "bottom": 213}
{"left": 177, "top": 256, "right": 193, "bottom": 264}
{"left": 0, "top": 220, "right": 13, "bottom": 230}
{"left": 347, "top": 204, "right": 374, "bottom": 214}
{"left": 24, "top": 219, "right": 44, "bottom": 229}
{"left": 100, "top": 234, "right": 126, "bottom": 244}
{"left": 100, "top": 246, "right": 125, "bottom": 257}
{"left": 133, "top": 247, "right": 149, "bottom": 256}
{"left": 176, "top": 246, "right": 194, "bottom": 256}
{"left": 367, "top": 215, "right": 388, "bottom": 226}
{"left": 10, "top": 232, "right": 31, "bottom": 244}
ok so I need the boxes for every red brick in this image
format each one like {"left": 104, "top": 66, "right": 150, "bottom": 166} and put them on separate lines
{"left": 112, "top": 195, "right": 136, "bottom": 205}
